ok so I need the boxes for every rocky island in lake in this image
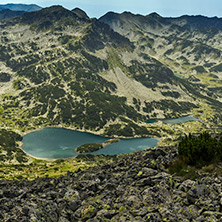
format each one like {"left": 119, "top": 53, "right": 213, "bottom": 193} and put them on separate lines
{"left": 75, "top": 143, "right": 103, "bottom": 153}
{"left": 75, "top": 138, "right": 120, "bottom": 153}
{"left": 102, "top": 138, "right": 120, "bottom": 147}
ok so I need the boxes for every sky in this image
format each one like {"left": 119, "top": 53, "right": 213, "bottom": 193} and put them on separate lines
{"left": 1, "top": 0, "right": 222, "bottom": 18}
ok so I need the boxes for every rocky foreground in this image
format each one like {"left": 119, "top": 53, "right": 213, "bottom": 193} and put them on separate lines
{"left": 1, "top": 147, "right": 222, "bottom": 221}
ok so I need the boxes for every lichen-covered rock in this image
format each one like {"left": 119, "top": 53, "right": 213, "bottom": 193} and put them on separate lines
{"left": 1, "top": 146, "right": 222, "bottom": 221}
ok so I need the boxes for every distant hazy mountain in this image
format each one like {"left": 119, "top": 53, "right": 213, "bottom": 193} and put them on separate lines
{"left": 168, "top": 15, "right": 222, "bottom": 30}
{"left": 0, "top": 3, "right": 42, "bottom": 12}
{"left": 100, "top": 11, "right": 222, "bottom": 34}
{"left": 0, "top": 9, "right": 26, "bottom": 19}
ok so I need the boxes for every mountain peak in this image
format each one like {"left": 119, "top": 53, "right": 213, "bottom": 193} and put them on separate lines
{"left": 72, "top": 8, "right": 89, "bottom": 19}
{"left": 19, "top": 5, "right": 79, "bottom": 25}
{"left": 100, "top": 11, "right": 139, "bottom": 23}
{"left": 148, "top": 12, "right": 162, "bottom": 18}
{"left": 121, "top": 11, "right": 134, "bottom": 15}
{"left": 100, "top": 11, "right": 118, "bottom": 18}
{"left": 99, "top": 11, "right": 120, "bottom": 24}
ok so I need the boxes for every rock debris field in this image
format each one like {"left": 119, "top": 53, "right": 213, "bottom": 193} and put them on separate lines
{"left": 1, "top": 147, "right": 222, "bottom": 221}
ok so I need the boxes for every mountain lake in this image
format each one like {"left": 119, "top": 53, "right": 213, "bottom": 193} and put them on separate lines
{"left": 147, "top": 115, "right": 201, "bottom": 125}
{"left": 22, "top": 128, "right": 160, "bottom": 159}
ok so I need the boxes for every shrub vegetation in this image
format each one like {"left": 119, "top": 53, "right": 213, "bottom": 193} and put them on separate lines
{"left": 169, "top": 132, "right": 222, "bottom": 178}
{"left": 178, "top": 132, "right": 222, "bottom": 166}
{"left": 75, "top": 143, "right": 103, "bottom": 153}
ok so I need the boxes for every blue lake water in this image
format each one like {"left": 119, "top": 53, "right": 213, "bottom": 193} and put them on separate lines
{"left": 147, "top": 115, "right": 201, "bottom": 125}
{"left": 22, "top": 128, "right": 159, "bottom": 159}
{"left": 174, "top": 74, "right": 183, "bottom": 78}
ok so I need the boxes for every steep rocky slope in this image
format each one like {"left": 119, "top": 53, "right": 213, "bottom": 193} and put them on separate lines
{"left": 100, "top": 12, "right": 222, "bottom": 94}
{"left": 0, "top": 6, "right": 220, "bottom": 138}
{"left": 1, "top": 146, "right": 222, "bottom": 221}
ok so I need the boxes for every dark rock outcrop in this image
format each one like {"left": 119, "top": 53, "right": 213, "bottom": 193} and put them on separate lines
{"left": 72, "top": 7, "right": 89, "bottom": 19}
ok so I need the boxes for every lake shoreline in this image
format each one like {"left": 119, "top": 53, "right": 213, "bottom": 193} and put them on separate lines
{"left": 18, "top": 142, "right": 58, "bottom": 161}
{"left": 20, "top": 125, "right": 160, "bottom": 139}
{"left": 21, "top": 127, "right": 161, "bottom": 160}
{"left": 19, "top": 113, "right": 202, "bottom": 160}
{"left": 147, "top": 114, "right": 201, "bottom": 125}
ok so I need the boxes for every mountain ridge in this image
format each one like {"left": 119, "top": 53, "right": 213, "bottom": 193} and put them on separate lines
{"left": 100, "top": 11, "right": 222, "bottom": 32}
{"left": 0, "top": 6, "right": 221, "bottom": 139}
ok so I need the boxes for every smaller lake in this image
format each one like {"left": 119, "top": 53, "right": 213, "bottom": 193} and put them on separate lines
{"left": 174, "top": 74, "right": 185, "bottom": 79}
{"left": 22, "top": 128, "right": 159, "bottom": 159}
{"left": 147, "top": 115, "right": 201, "bottom": 125}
